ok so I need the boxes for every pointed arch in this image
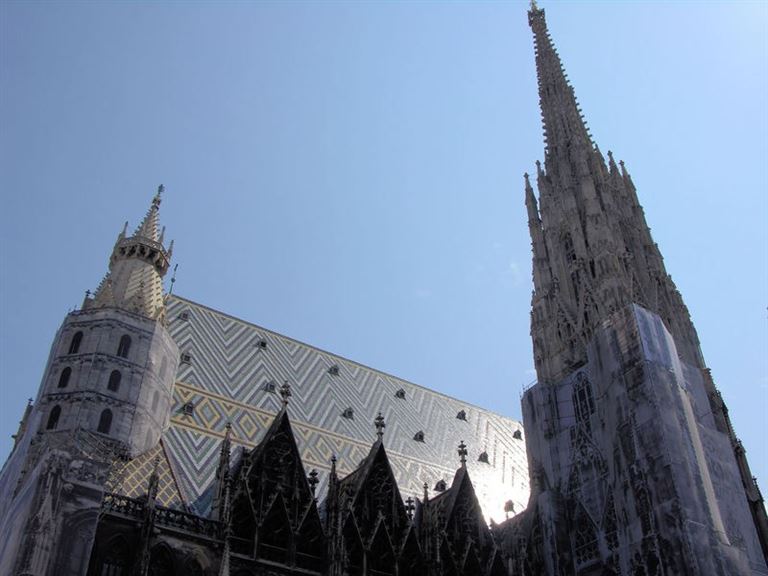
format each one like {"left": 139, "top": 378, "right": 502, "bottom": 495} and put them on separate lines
{"left": 58, "top": 366, "right": 72, "bottom": 388}
{"left": 97, "top": 409, "right": 113, "bottom": 434}
{"left": 117, "top": 335, "right": 132, "bottom": 358}
{"left": 68, "top": 331, "right": 83, "bottom": 354}
{"left": 367, "top": 520, "right": 396, "bottom": 575}
{"left": 461, "top": 544, "right": 483, "bottom": 576}
{"left": 95, "top": 534, "right": 130, "bottom": 576}
{"left": 258, "top": 494, "right": 292, "bottom": 564}
{"left": 148, "top": 543, "right": 176, "bottom": 576}
{"left": 107, "top": 370, "right": 122, "bottom": 392}
{"left": 343, "top": 516, "right": 365, "bottom": 574}
{"left": 295, "top": 502, "right": 325, "bottom": 571}
{"left": 46, "top": 405, "right": 61, "bottom": 430}
{"left": 398, "top": 527, "right": 424, "bottom": 576}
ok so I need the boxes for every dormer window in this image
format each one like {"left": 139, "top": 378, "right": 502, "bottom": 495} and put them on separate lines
{"left": 456, "top": 409, "right": 467, "bottom": 421}
{"left": 328, "top": 364, "right": 340, "bottom": 376}
{"left": 513, "top": 429, "right": 523, "bottom": 440}
{"left": 256, "top": 339, "right": 268, "bottom": 349}
{"left": 434, "top": 479, "right": 447, "bottom": 492}
{"left": 342, "top": 407, "right": 354, "bottom": 419}
{"left": 178, "top": 311, "right": 190, "bottom": 321}
{"left": 413, "top": 431, "right": 425, "bottom": 443}
{"left": 263, "top": 381, "right": 276, "bottom": 392}
{"left": 180, "top": 352, "right": 192, "bottom": 365}
{"left": 478, "top": 451, "right": 490, "bottom": 464}
{"left": 182, "top": 402, "right": 195, "bottom": 416}
{"left": 395, "top": 388, "right": 406, "bottom": 399}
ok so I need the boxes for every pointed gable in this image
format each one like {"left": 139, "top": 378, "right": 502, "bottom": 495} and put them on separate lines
{"left": 229, "top": 406, "right": 325, "bottom": 568}
{"left": 424, "top": 466, "right": 503, "bottom": 575}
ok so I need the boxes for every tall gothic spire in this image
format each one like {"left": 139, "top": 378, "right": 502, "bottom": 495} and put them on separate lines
{"left": 83, "top": 185, "right": 173, "bottom": 322}
{"left": 525, "top": 6, "right": 704, "bottom": 384}
{"left": 528, "top": 4, "right": 591, "bottom": 174}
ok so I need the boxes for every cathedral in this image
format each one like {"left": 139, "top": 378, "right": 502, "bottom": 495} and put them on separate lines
{"left": 0, "top": 4, "right": 766, "bottom": 576}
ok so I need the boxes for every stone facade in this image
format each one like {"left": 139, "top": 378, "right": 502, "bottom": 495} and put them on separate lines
{"left": 0, "top": 4, "right": 766, "bottom": 576}
{"left": 498, "top": 4, "right": 768, "bottom": 576}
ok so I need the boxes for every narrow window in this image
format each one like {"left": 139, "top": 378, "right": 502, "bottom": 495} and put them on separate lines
{"left": 46, "top": 405, "right": 61, "bottom": 430}
{"left": 116, "top": 335, "right": 131, "bottom": 359}
{"left": 57, "top": 367, "right": 72, "bottom": 388}
{"left": 152, "top": 390, "right": 159, "bottom": 412}
{"left": 159, "top": 356, "right": 168, "bottom": 380}
{"left": 107, "top": 370, "right": 121, "bottom": 392}
{"left": 97, "top": 409, "right": 113, "bottom": 434}
{"left": 68, "top": 331, "right": 83, "bottom": 354}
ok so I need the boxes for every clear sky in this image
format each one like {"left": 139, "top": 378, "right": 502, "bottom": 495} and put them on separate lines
{"left": 1, "top": 1, "right": 766, "bottom": 494}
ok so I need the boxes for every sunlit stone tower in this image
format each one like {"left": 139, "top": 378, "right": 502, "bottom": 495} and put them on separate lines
{"left": 0, "top": 188, "right": 178, "bottom": 576}
{"left": 498, "top": 4, "right": 768, "bottom": 575}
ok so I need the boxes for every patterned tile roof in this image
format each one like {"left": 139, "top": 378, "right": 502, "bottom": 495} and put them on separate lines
{"left": 157, "top": 295, "right": 529, "bottom": 523}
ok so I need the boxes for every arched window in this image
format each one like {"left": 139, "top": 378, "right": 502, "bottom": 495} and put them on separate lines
{"left": 97, "top": 409, "right": 113, "bottom": 434}
{"left": 68, "top": 331, "right": 83, "bottom": 354}
{"left": 116, "top": 335, "right": 131, "bottom": 359}
{"left": 107, "top": 370, "right": 121, "bottom": 392}
{"left": 159, "top": 356, "right": 168, "bottom": 380}
{"left": 99, "top": 536, "right": 129, "bottom": 576}
{"left": 46, "top": 405, "right": 61, "bottom": 430}
{"left": 57, "top": 367, "right": 72, "bottom": 388}
{"left": 149, "top": 544, "right": 176, "bottom": 576}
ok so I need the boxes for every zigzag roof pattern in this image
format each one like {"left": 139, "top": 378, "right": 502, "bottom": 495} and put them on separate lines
{"left": 160, "top": 295, "right": 529, "bottom": 523}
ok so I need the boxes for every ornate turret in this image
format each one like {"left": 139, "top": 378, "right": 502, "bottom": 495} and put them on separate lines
{"left": 83, "top": 185, "right": 173, "bottom": 322}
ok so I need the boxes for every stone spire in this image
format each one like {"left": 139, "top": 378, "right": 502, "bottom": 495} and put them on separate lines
{"left": 83, "top": 185, "right": 173, "bottom": 322}
{"left": 525, "top": 5, "right": 706, "bottom": 384}
{"left": 528, "top": 3, "right": 592, "bottom": 176}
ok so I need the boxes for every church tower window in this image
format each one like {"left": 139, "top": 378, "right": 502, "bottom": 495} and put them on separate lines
{"left": 97, "top": 409, "right": 113, "bottom": 434}
{"left": 107, "top": 370, "right": 121, "bottom": 392}
{"left": 116, "top": 335, "right": 131, "bottom": 358}
{"left": 57, "top": 367, "right": 71, "bottom": 388}
{"left": 46, "top": 405, "right": 61, "bottom": 430}
{"left": 67, "top": 331, "right": 83, "bottom": 354}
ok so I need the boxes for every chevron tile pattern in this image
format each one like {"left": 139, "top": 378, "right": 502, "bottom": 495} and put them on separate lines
{"left": 106, "top": 441, "right": 185, "bottom": 510}
{"left": 158, "top": 296, "right": 529, "bottom": 522}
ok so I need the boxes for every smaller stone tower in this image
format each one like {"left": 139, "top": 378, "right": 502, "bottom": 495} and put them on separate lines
{"left": 0, "top": 187, "right": 179, "bottom": 576}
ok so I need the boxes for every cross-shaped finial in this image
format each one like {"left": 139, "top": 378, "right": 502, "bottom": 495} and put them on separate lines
{"left": 279, "top": 380, "right": 292, "bottom": 407}
{"left": 405, "top": 496, "right": 415, "bottom": 519}
{"left": 308, "top": 469, "right": 319, "bottom": 498}
{"left": 458, "top": 440, "right": 468, "bottom": 466}
{"left": 374, "top": 412, "right": 385, "bottom": 440}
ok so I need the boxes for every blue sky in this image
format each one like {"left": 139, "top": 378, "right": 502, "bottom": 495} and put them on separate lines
{"left": 1, "top": 1, "right": 766, "bottom": 492}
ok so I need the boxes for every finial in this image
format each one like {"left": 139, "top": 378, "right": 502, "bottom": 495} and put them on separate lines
{"left": 168, "top": 263, "right": 178, "bottom": 296}
{"left": 524, "top": 172, "right": 530, "bottom": 183}
{"left": 530, "top": 0, "right": 539, "bottom": 10}
{"left": 458, "top": 441, "right": 468, "bottom": 466}
{"left": 308, "top": 469, "right": 319, "bottom": 497}
{"left": 279, "top": 381, "right": 292, "bottom": 407}
{"left": 423, "top": 481, "right": 429, "bottom": 501}
{"left": 374, "top": 412, "right": 385, "bottom": 440}
{"left": 405, "top": 496, "right": 415, "bottom": 519}
{"left": 154, "top": 184, "right": 164, "bottom": 207}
